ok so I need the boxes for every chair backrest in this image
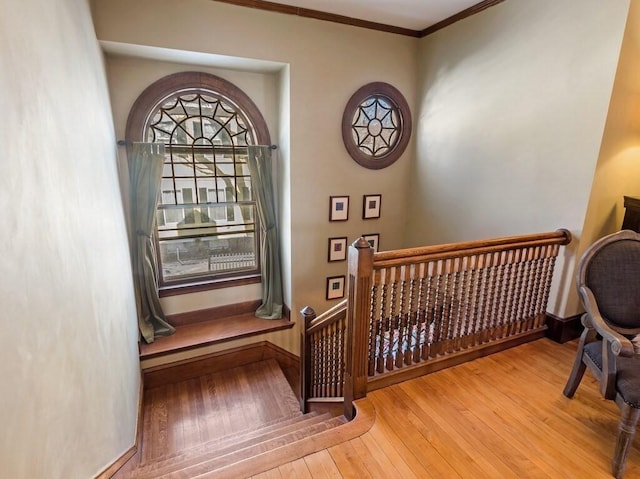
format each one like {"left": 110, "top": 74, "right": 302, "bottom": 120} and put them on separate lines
{"left": 577, "top": 230, "right": 640, "bottom": 330}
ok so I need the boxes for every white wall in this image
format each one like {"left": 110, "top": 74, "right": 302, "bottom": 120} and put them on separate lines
{"left": 92, "top": 0, "right": 417, "bottom": 354}
{"left": 410, "top": 0, "right": 630, "bottom": 317}
{"left": 0, "top": 0, "right": 140, "bottom": 477}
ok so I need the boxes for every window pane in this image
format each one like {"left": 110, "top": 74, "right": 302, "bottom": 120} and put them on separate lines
{"left": 158, "top": 232, "right": 257, "bottom": 281}
{"left": 197, "top": 178, "right": 217, "bottom": 200}
{"left": 237, "top": 178, "right": 252, "bottom": 201}
{"left": 172, "top": 154, "right": 194, "bottom": 177}
{"left": 195, "top": 153, "right": 215, "bottom": 177}
{"left": 160, "top": 182, "right": 176, "bottom": 204}
{"left": 174, "top": 180, "right": 196, "bottom": 203}
{"left": 215, "top": 162, "right": 235, "bottom": 177}
{"left": 235, "top": 160, "right": 250, "bottom": 177}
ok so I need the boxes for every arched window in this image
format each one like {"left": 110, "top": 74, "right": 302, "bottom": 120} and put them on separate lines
{"left": 126, "top": 72, "right": 271, "bottom": 290}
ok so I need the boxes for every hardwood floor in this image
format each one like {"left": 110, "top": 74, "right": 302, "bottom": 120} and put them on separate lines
{"left": 249, "top": 339, "right": 640, "bottom": 478}
{"left": 140, "top": 359, "right": 302, "bottom": 464}
{"left": 117, "top": 338, "right": 640, "bottom": 478}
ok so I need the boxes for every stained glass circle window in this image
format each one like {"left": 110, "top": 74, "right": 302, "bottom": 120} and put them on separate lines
{"left": 341, "top": 82, "right": 412, "bottom": 170}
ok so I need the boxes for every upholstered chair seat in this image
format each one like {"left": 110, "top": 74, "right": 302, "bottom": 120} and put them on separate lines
{"left": 583, "top": 342, "right": 640, "bottom": 408}
{"left": 563, "top": 230, "right": 640, "bottom": 479}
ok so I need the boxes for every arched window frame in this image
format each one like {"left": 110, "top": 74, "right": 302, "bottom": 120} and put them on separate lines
{"left": 126, "top": 71, "right": 271, "bottom": 295}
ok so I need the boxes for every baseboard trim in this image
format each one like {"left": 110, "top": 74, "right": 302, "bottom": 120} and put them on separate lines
{"left": 143, "top": 341, "right": 300, "bottom": 389}
{"left": 545, "top": 312, "right": 582, "bottom": 343}
{"left": 94, "top": 371, "right": 144, "bottom": 479}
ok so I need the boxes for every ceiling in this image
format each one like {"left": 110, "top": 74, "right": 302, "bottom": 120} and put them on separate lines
{"left": 255, "top": 0, "right": 485, "bottom": 31}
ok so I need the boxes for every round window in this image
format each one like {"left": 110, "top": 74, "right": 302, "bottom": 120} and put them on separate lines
{"left": 341, "top": 82, "right": 412, "bottom": 170}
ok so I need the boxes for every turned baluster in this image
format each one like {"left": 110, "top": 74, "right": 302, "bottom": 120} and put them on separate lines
{"left": 421, "top": 262, "right": 435, "bottom": 360}
{"left": 537, "top": 245, "right": 558, "bottom": 328}
{"left": 462, "top": 255, "right": 476, "bottom": 349}
{"left": 414, "top": 263, "right": 427, "bottom": 363}
{"left": 300, "top": 306, "right": 316, "bottom": 412}
{"left": 500, "top": 249, "right": 517, "bottom": 338}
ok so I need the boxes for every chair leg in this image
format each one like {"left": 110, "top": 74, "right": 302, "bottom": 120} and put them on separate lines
{"left": 563, "top": 326, "right": 593, "bottom": 398}
{"left": 563, "top": 355, "right": 587, "bottom": 398}
{"left": 613, "top": 404, "right": 640, "bottom": 479}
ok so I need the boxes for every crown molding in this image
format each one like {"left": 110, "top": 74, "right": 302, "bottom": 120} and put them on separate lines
{"left": 420, "top": 0, "right": 506, "bottom": 37}
{"left": 212, "top": 0, "right": 505, "bottom": 38}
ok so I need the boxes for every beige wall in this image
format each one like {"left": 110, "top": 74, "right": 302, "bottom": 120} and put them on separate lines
{"left": 0, "top": 0, "right": 140, "bottom": 477}
{"left": 92, "top": 0, "right": 418, "bottom": 354}
{"left": 409, "top": 0, "right": 630, "bottom": 317}
{"left": 574, "top": 1, "right": 640, "bottom": 313}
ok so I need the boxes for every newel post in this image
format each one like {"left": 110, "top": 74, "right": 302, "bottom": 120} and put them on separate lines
{"left": 343, "top": 237, "right": 374, "bottom": 420}
{"left": 300, "top": 306, "right": 316, "bottom": 413}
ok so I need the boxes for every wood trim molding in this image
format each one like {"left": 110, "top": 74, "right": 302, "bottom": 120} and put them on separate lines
{"left": 159, "top": 275, "right": 261, "bottom": 298}
{"left": 125, "top": 71, "right": 271, "bottom": 146}
{"left": 166, "top": 300, "right": 291, "bottom": 327}
{"left": 211, "top": 0, "right": 504, "bottom": 38}
{"left": 212, "top": 0, "right": 421, "bottom": 37}
{"left": 420, "top": 0, "right": 506, "bottom": 37}
{"left": 545, "top": 312, "right": 582, "bottom": 344}
{"left": 166, "top": 300, "right": 263, "bottom": 327}
{"left": 94, "top": 371, "right": 144, "bottom": 479}
{"left": 143, "top": 340, "right": 299, "bottom": 388}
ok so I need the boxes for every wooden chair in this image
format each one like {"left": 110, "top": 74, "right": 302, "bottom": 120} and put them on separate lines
{"left": 564, "top": 230, "right": 640, "bottom": 478}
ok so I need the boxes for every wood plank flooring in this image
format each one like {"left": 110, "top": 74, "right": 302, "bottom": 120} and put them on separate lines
{"left": 249, "top": 339, "right": 640, "bottom": 478}
{"left": 140, "top": 359, "right": 302, "bottom": 465}
{"left": 117, "top": 338, "right": 640, "bottom": 478}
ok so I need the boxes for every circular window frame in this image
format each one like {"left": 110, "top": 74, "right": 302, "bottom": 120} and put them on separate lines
{"left": 341, "top": 82, "right": 412, "bottom": 170}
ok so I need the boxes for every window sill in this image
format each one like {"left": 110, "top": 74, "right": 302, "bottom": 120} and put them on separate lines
{"left": 159, "top": 274, "right": 261, "bottom": 297}
{"left": 139, "top": 312, "right": 294, "bottom": 361}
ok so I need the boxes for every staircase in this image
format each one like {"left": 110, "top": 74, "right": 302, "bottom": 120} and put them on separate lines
{"left": 125, "top": 359, "right": 346, "bottom": 478}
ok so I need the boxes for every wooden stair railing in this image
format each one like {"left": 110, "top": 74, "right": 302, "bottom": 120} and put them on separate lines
{"left": 301, "top": 229, "right": 572, "bottom": 419}
{"left": 300, "top": 300, "right": 347, "bottom": 414}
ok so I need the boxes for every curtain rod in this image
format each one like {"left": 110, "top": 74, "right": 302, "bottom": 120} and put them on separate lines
{"left": 117, "top": 140, "right": 277, "bottom": 150}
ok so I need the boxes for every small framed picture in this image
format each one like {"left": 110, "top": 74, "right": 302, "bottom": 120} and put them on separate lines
{"left": 363, "top": 194, "right": 381, "bottom": 219}
{"left": 326, "top": 275, "right": 346, "bottom": 300}
{"left": 328, "top": 236, "right": 348, "bottom": 262}
{"left": 363, "top": 233, "right": 380, "bottom": 252}
{"left": 329, "top": 195, "right": 350, "bottom": 221}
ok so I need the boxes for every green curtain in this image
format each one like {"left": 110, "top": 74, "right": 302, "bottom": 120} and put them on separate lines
{"left": 130, "top": 143, "right": 175, "bottom": 342}
{"left": 247, "top": 146, "right": 284, "bottom": 319}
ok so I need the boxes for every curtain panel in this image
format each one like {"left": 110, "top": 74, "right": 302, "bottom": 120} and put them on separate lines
{"left": 129, "top": 142, "right": 175, "bottom": 343}
{"left": 247, "top": 146, "right": 284, "bottom": 319}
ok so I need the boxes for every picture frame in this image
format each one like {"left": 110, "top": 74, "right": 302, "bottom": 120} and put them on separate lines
{"left": 363, "top": 194, "right": 381, "bottom": 219}
{"left": 363, "top": 233, "right": 380, "bottom": 252}
{"left": 328, "top": 236, "right": 348, "bottom": 262}
{"left": 326, "top": 275, "right": 346, "bottom": 300}
{"left": 329, "top": 195, "right": 350, "bottom": 221}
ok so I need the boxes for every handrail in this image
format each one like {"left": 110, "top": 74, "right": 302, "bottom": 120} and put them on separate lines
{"left": 307, "top": 299, "right": 347, "bottom": 334}
{"left": 374, "top": 229, "right": 571, "bottom": 267}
